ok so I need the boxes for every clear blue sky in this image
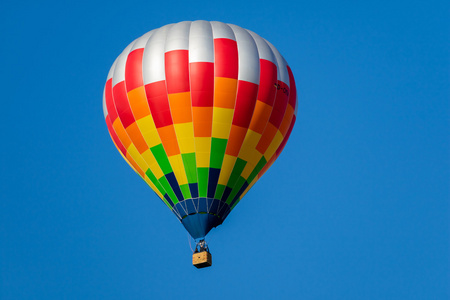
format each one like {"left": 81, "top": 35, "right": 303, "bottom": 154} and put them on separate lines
{"left": 1, "top": 0, "right": 449, "bottom": 299}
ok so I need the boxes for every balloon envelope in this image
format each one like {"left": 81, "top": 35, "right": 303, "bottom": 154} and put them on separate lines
{"left": 103, "top": 21, "right": 297, "bottom": 239}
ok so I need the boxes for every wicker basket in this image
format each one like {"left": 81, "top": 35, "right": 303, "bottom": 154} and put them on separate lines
{"left": 192, "top": 251, "right": 212, "bottom": 268}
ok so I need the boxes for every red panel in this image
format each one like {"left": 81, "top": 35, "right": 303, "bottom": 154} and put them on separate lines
{"left": 145, "top": 81, "right": 173, "bottom": 128}
{"left": 232, "top": 80, "right": 259, "bottom": 128}
{"left": 269, "top": 80, "right": 289, "bottom": 128}
{"left": 165, "top": 50, "right": 190, "bottom": 94}
{"left": 287, "top": 66, "right": 297, "bottom": 110}
{"left": 106, "top": 116, "right": 127, "bottom": 156}
{"left": 214, "top": 38, "right": 238, "bottom": 79}
{"left": 125, "top": 48, "right": 144, "bottom": 92}
{"left": 190, "top": 62, "right": 214, "bottom": 107}
{"left": 104, "top": 79, "right": 118, "bottom": 122}
{"left": 113, "top": 81, "right": 135, "bottom": 129}
{"left": 257, "top": 59, "right": 277, "bottom": 106}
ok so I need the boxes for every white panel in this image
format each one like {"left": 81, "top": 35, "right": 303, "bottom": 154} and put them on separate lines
{"left": 228, "top": 24, "right": 260, "bottom": 84}
{"left": 246, "top": 30, "right": 276, "bottom": 64}
{"left": 165, "top": 21, "right": 191, "bottom": 52}
{"left": 131, "top": 30, "right": 155, "bottom": 51}
{"left": 106, "top": 57, "right": 117, "bottom": 81}
{"left": 189, "top": 20, "right": 214, "bottom": 63}
{"left": 112, "top": 43, "right": 134, "bottom": 86}
{"left": 265, "top": 40, "right": 290, "bottom": 87}
{"left": 142, "top": 24, "right": 172, "bottom": 84}
{"left": 102, "top": 90, "right": 108, "bottom": 118}
{"left": 211, "top": 21, "right": 236, "bottom": 40}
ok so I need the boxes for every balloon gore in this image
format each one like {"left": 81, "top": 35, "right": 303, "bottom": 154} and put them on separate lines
{"left": 103, "top": 21, "right": 297, "bottom": 239}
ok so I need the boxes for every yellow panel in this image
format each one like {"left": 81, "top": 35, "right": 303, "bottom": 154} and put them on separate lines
{"left": 195, "top": 137, "right": 211, "bottom": 168}
{"left": 218, "top": 154, "right": 237, "bottom": 185}
{"left": 213, "top": 107, "right": 234, "bottom": 124}
{"left": 196, "top": 152, "right": 210, "bottom": 168}
{"left": 174, "top": 123, "right": 195, "bottom": 153}
{"left": 168, "top": 154, "right": 188, "bottom": 185}
{"left": 212, "top": 122, "right": 232, "bottom": 139}
{"left": 241, "top": 161, "right": 256, "bottom": 179}
{"left": 141, "top": 149, "right": 164, "bottom": 179}
{"left": 264, "top": 130, "right": 284, "bottom": 161}
{"left": 212, "top": 107, "right": 234, "bottom": 139}
{"left": 195, "top": 137, "right": 211, "bottom": 153}
{"left": 127, "top": 144, "right": 150, "bottom": 173}
{"left": 136, "top": 115, "right": 161, "bottom": 148}
{"left": 238, "top": 130, "right": 262, "bottom": 165}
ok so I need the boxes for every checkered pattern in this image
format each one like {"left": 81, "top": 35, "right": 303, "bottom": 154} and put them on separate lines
{"left": 103, "top": 21, "right": 297, "bottom": 237}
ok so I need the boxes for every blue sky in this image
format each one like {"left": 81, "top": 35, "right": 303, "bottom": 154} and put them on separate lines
{"left": 1, "top": 0, "right": 449, "bottom": 299}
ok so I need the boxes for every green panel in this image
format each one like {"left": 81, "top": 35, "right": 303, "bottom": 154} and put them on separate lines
{"left": 145, "top": 169, "right": 166, "bottom": 196}
{"left": 226, "top": 176, "right": 247, "bottom": 204}
{"left": 150, "top": 144, "right": 173, "bottom": 174}
{"left": 182, "top": 153, "right": 198, "bottom": 183}
{"left": 246, "top": 157, "right": 268, "bottom": 184}
{"left": 210, "top": 138, "right": 227, "bottom": 169}
{"left": 159, "top": 176, "right": 179, "bottom": 204}
{"left": 214, "top": 184, "right": 226, "bottom": 200}
{"left": 145, "top": 169, "right": 171, "bottom": 208}
{"left": 180, "top": 184, "right": 192, "bottom": 199}
{"left": 227, "top": 158, "right": 247, "bottom": 188}
{"left": 198, "top": 167, "right": 209, "bottom": 197}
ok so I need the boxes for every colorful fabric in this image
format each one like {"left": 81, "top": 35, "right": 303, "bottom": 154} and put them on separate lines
{"left": 103, "top": 21, "right": 298, "bottom": 239}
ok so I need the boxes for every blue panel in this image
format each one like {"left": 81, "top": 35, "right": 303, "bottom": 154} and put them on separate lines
{"left": 217, "top": 202, "right": 230, "bottom": 219}
{"left": 164, "top": 194, "right": 174, "bottom": 207}
{"left": 174, "top": 202, "right": 187, "bottom": 218}
{"left": 221, "top": 186, "right": 232, "bottom": 202}
{"left": 209, "top": 199, "right": 220, "bottom": 215}
{"left": 221, "top": 206, "right": 231, "bottom": 221}
{"left": 166, "top": 172, "right": 184, "bottom": 201}
{"left": 192, "top": 198, "right": 199, "bottom": 211}
{"left": 189, "top": 183, "right": 199, "bottom": 198}
{"left": 207, "top": 168, "right": 221, "bottom": 198}
{"left": 206, "top": 198, "right": 214, "bottom": 212}
{"left": 181, "top": 213, "right": 222, "bottom": 239}
{"left": 184, "top": 199, "right": 197, "bottom": 214}
{"left": 198, "top": 197, "right": 208, "bottom": 212}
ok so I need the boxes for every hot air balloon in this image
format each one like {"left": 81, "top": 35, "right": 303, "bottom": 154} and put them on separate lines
{"left": 103, "top": 21, "right": 297, "bottom": 268}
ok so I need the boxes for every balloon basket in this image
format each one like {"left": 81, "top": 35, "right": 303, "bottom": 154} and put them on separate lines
{"left": 193, "top": 251, "right": 212, "bottom": 268}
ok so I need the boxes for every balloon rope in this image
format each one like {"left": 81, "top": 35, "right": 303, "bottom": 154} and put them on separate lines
{"left": 188, "top": 233, "right": 194, "bottom": 252}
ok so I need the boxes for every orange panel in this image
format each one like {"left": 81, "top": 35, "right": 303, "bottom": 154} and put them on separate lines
{"left": 127, "top": 86, "right": 151, "bottom": 120}
{"left": 192, "top": 107, "right": 213, "bottom": 137}
{"left": 256, "top": 123, "right": 277, "bottom": 154}
{"left": 126, "top": 122, "right": 149, "bottom": 154}
{"left": 157, "top": 125, "right": 180, "bottom": 156}
{"left": 279, "top": 105, "right": 294, "bottom": 136}
{"left": 125, "top": 152, "right": 145, "bottom": 178}
{"left": 214, "top": 77, "right": 238, "bottom": 109}
{"left": 249, "top": 101, "right": 272, "bottom": 134}
{"left": 112, "top": 118, "right": 132, "bottom": 149}
{"left": 225, "top": 125, "right": 247, "bottom": 156}
{"left": 169, "top": 92, "right": 192, "bottom": 124}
